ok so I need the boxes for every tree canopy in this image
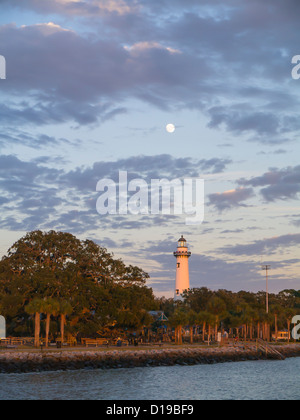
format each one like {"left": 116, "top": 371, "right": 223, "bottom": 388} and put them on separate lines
{"left": 157, "top": 286, "right": 300, "bottom": 341}
{"left": 0, "top": 230, "right": 156, "bottom": 338}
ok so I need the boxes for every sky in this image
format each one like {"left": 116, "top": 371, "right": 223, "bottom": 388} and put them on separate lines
{"left": 0, "top": 0, "right": 299, "bottom": 297}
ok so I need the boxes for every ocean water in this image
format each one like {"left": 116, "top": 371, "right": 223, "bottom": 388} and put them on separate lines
{"left": 0, "top": 358, "right": 299, "bottom": 400}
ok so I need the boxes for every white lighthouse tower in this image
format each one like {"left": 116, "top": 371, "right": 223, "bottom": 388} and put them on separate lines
{"left": 173, "top": 236, "right": 191, "bottom": 300}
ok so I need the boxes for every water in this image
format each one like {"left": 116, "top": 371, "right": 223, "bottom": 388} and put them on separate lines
{"left": 0, "top": 358, "right": 299, "bottom": 400}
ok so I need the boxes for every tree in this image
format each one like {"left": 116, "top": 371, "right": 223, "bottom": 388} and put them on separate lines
{"left": 58, "top": 301, "right": 73, "bottom": 344}
{"left": 228, "top": 315, "right": 242, "bottom": 340}
{"left": 169, "top": 308, "right": 188, "bottom": 345}
{"left": 206, "top": 313, "right": 216, "bottom": 346}
{"left": 41, "top": 298, "right": 60, "bottom": 348}
{"left": 187, "top": 310, "right": 198, "bottom": 344}
{"left": 0, "top": 230, "right": 154, "bottom": 339}
{"left": 25, "top": 298, "right": 44, "bottom": 347}
{"left": 197, "top": 311, "right": 211, "bottom": 342}
{"left": 258, "top": 312, "right": 273, "bottom": 341}
{"left": 207, "top": 297, "right": 227, "bottom": 340}
{"left": 270, "top": 304, "right": 283, "bottom": 342}
{"left": 114, "top": 284, "right": 157, "bottom": 332}
{"left": 184, "top": 288, "right": 214, "bottom": 312}
{"left": 284, "top": 309, "right": 295, "bottom": 343}
{"left": 241, "top": 307, "right": 257, "bottom": 341}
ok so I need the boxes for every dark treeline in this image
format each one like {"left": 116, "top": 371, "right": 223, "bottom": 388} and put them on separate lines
{"left": 0, "top": 230, "right": 299, "bottom": 346}
{"left": 157, "top": 288, "right": 300, "bottom": 344}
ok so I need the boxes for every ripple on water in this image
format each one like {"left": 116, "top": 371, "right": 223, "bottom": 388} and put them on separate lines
{"left": 0, "top": 358, "right": 299, "bottom": 400}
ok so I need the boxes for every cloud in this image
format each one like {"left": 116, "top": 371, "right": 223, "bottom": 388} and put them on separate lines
{"left": 220, "top": 229, "right": 244, "bottom": 234}
{"left": 238, "top": 165, "right": 300, "bottom": 202}
{"left": 0, "top": 128, "right": 79, "bottom": 150}
{"left": 219, "top": 233, "right": 300, "bottom": 256}
{"left": 124, "top": 42, "right": 181, "bottom": 55}
{"left": 207, "top": 107, "right": 280, "bottom": 136}
{"left": 0, "top": 153, "right": 231, "bottom": 234}
{"left": 0, "top": 155, "right": 61, "bottom": 184}
{"left": 208, "top": 187, "right": 254, "bottom": 212}
{"left": 60, "top": 154, "right": 232, "bottom": 193}
{"left": 0, "top": 21, "right": 211, "bottom": 126}
{"left": 22, "top": 21, "right": 73, "bottom": 35}
{"left": 1, "top": 0, "right": 299, "bottom": 139}
{"left": 3, "top": 0, "right": 139, "bottom": 16}
{"left": 0, "top": 154, "right": 67, "bottom": 232}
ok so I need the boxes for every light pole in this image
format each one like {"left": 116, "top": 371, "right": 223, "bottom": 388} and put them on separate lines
{"left": 262, "top": 265, "right": 271, "bottom": 314}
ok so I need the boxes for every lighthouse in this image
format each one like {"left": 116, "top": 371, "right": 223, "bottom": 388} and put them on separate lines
{"left": 173, "top": 236, "right": 191, "bottom": 300}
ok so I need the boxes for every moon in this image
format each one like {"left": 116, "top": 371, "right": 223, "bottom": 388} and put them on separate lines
{"left": 166, "top": 123, "right": 176, "bottom": 133}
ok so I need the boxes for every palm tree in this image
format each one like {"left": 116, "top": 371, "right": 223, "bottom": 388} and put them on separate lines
{"left": 242, "top": 308, "right": 257, "bottom": 341}
{"left": 187, "top": 310, "right": 197, "bottom": 344}
{"left": 229, "top": 315, "right": 242, "bottom": 341}
{"left": 284, "top": 309, "right": 295, "bottom": 343}
{"left": 41, "top": 298, "right": 60, "bottom": 348}
{"left": 247, "top": 309, "right": 258, "bottom": 341}
{"left": 270, "top": 304, "right": 283, "bottom": 342}
{"left": 25, "top": 298, "right": 44, "bottom": 348}
{"left": 207, "top": 297, "right": 227, "bottom": 341}
{"left": 169, "top": 309, "right": 188, "bottom": 345}
{"left": 251, "top": 310, "right": 261, "bottom": 340}
{"left": 256, "top": 311, "right": 265, "bottom": 340}
{"left": 206, "top": 313, "right": 215, "bottom": 346}
{"left": 58, "top": 301, "right": 73, "bottom": 344}
{"left": 197, "top": 311, "right": 211, "bottom": 343}
{"left": 240, "top": 314, "right": 248, "bottom": 341}
{"left": 259, "top": 312, "right": 273, "bottom": 341}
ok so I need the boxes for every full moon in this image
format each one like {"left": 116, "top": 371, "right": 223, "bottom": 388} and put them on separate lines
{"left": 166, "top": 123, "right": 176, "bottom": 133}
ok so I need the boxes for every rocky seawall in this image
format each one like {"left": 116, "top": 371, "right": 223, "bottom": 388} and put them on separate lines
{"left": 0, "top": 344, "right": 299, "bottom": 374}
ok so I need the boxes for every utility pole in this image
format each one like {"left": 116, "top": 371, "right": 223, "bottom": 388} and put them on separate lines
{"left": 262, "top": 265, "right": 271, "bottom": 314}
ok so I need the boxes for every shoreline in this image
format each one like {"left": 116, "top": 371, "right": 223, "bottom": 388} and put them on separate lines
{"left": 0, "top": 343, "right": 299, "bottom": 374}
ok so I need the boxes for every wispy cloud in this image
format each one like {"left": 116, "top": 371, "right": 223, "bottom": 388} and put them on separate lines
{"left": 208, "top": 187, "right": 254, "bottom": 212}
{"left": 238, "top": 165, "right": 300, "bottom": 202}
{"left": 0, "top": 153, "right": 232, "bottom": 233}
{"left": 219, "top": 233, "right": 300, "bottom": 256}
{"left": 1, "top": 0, "right": 299, "bottom": 140}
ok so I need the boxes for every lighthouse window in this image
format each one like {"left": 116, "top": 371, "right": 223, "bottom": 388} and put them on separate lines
{"left": 177, "top": 263, "right": 180, "bottom": 268}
